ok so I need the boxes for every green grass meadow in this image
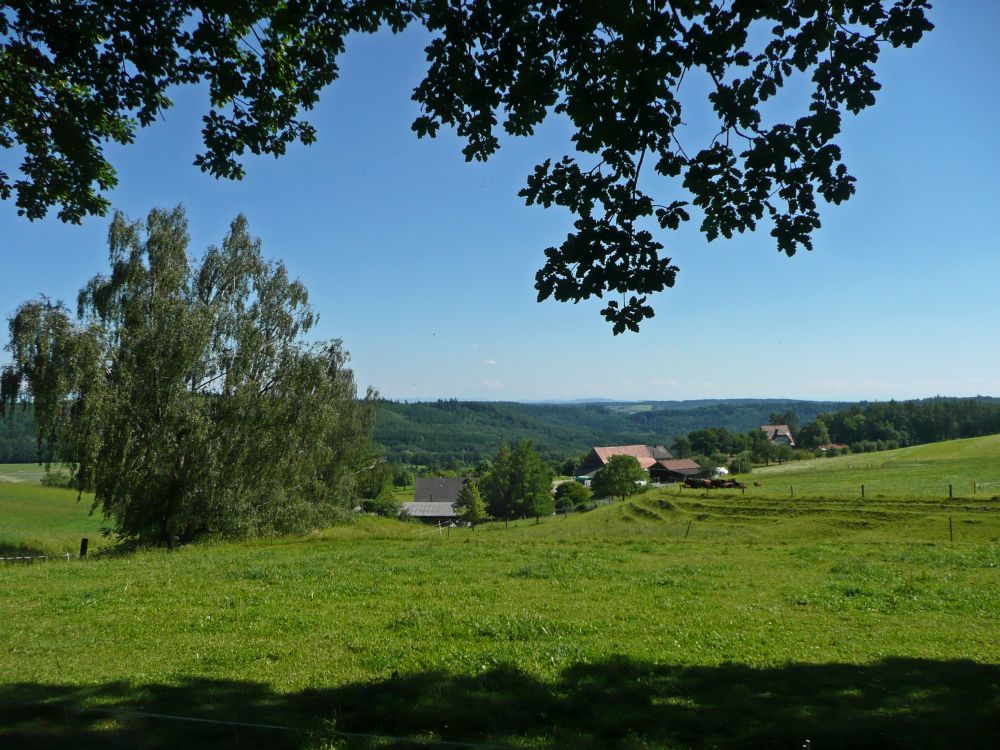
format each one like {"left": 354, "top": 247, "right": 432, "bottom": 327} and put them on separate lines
{"left": 0, "top": 464, "right": 106, "bottom": 557}
{"left": 1, "top": 439, "right": 999, "bottom": 748}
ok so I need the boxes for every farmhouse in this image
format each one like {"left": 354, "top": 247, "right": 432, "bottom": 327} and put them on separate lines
{"left": 578, "top": 444, "right": 699, "bottom": 484}
{"left": 578, "top": 444, "right": 674, "bottom": 478}
{"left": 401, "top": 477, "right": 467, "bottom": 523}
{"left": 760, "top": 424, "right": 795, "bottom": 447}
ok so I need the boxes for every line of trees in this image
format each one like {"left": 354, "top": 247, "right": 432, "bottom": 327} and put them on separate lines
{"left": 665, "top": 400, "right": 1000, "bottom": 473}
{"left": 478, "top": 442, "right": 555, "bottom": 521}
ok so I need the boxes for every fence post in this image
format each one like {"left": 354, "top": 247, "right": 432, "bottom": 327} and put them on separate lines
{"left": 79, "top": 538, "right": 88, "bottom": 559}
{"left": 684, "top": 520, "right": 692, "bottom": 539}
{"left": 949, "top": 483, "right": 953, "bottom": 499}
{"left": 861, "top": 484, "right": 865, "bottom": 500}
{"left": 790, "top": 485, "right": 794, "bottom": 498}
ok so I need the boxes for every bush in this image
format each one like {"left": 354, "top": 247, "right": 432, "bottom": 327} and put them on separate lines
{"left": 554, "top": 481, "right": 590, "bottom": 510}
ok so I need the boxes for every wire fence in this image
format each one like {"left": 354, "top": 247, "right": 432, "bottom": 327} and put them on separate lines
{"left": 0, "top": 552, "right": 73, "bottom": 564}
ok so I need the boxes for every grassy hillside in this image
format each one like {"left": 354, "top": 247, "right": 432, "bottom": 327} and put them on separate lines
{"left": 1, "top": 437, "right": 999, "bottom": 748}
{"left": 737, "top": 433, "right": 1000, "bottom": 500}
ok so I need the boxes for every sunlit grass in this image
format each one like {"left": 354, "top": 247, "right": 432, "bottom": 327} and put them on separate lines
{"left": 1, "top": 439, "right": 999, "bottom": 747}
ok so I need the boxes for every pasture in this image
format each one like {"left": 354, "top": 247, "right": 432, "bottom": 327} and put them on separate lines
{"left": 1, "top": 437, "right": 998, "bottom": 749}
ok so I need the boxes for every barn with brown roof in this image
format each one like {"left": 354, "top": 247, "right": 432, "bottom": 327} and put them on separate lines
{"left": 578, "top": 444, "right": 674, "bottom": 476}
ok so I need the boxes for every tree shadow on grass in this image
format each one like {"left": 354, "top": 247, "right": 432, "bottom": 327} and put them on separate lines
{"left": 0, "top": 540, "right": 50, "bottom": 559}
{"left": 1, "top": 657, "right": 997, "bottom": 749}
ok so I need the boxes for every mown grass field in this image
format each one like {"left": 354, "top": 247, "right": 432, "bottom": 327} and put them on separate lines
{"left": 1, "top": 438, "right": 999, "bottom": 749}
{"left": 735, "top": 433, "right": 1000, "bottom": 500}
{"left": 0, "top": 464, "right": 106, "bottom": 557}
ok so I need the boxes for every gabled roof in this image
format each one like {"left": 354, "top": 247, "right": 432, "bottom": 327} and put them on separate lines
{"left": 591, "top": 444, "right": 672, "bottom": 470}
{"left": 413, "top": 476, "right": 468, "bottom": 503}
{"left": 402, "top": 501, "right": 458, "bottom": 518}
{"left": 651, "top": 459, "right": 702, "bottom": 476}
{"left": 760, "top": 424, "right": 795, "bottom": 443}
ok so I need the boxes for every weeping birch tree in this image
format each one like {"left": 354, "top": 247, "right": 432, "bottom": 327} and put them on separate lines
{"left": 1, "top": 206, "right": 376, "bottom": 547}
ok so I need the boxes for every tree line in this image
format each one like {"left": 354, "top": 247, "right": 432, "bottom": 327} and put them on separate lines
{"left": 667, "top": 399, "right": 1000, "bottom": 473}
{"left": 372, "top": 398, "right": 852, "bottom": 467}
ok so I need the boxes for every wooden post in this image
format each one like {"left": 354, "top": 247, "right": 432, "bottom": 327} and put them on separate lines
{"left": 949, "top": 483, "right": 953, "bottom": 499}
{"left": 949, "top": 516, "right": 953, "bottom": 543}
{"left": 79, "top": 538, "right": 88, "bottom": 559}
{"left": 741, "top": 487, "right": 745, "bottom": 496}
{"left": 684, "top": 520, "right": 692, "bottom": 539}
{"left": 790, "top": 485, "right": 794, "bottom": 498}
{"left": 861, "top": 484, "right": 865, "bottom": 499}
{"left": 973, "top": 482, "right": 977, "bottom": 494}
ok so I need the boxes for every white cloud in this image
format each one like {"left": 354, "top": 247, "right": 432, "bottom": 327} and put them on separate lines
{"left": 650, "top": 377, "right": 681, "bottom": 387}
{"left": 481, "top": 379, "right": 505, "bottom": 390}
{"left": 482, "top": 359, "right": 497, "bottom": 366}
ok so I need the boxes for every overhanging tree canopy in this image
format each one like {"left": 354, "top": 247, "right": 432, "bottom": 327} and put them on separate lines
{"left": 0, "top": 1, "right": 932, "bottom": 331}
{"left": 1, "top": 206, "right": 376, "bottom": 546}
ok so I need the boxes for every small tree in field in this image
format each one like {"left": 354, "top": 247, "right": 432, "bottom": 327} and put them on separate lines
{"left": 554, "top": 481, "right": 590, "bottom": 511}
{"left": 591, "top": 455, "right": 648, "bottom": 503}
{"left": 454, "top": 481, "right": 490, "bottom": 528}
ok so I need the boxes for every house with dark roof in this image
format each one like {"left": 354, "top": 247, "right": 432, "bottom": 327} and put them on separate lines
{"left": 578, "top": 444, "right": 673, "bottom": 477}
{"left": 760, "top": 424, "right": 795, "bottom": 447}
{"left": 648, "top": 459, "right": 703, "bottom": 483}
{"left": 401, "top": 477, "right": 468, "bottom": 523}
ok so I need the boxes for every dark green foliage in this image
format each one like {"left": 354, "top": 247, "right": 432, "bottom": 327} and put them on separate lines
{"left": 748, "top": 429, "right": 777, "bottom": 465}
{"left": 553, "top": 481, "right": 590, "bottom": 511}
{"left": 670, "top": 435, "right": 692, "bottom": 458}
{"left": 479, "top": 441, "right": 554, "bottom": 519}
{"left": 1, "top": 207, "right": 375, "bottom": 546}
{"left": 689, "top": 426, "right": 749, "bottom": 456}
{"left": 373, "top": 398, "right": 851, "bottom": 467}
{"left": 798, "top": 419, "right": 832, "bottom": 450}
{"left": 591, "top": 455, "right": 647, "bottom": 502}
{"left": 0, "top": 406, "right": 36, "bottom": 462}
{"left": 729, "top": 452, "right": 753, "bottom": 475}
{"left": 392, "top": 464, "right": 415, "bottom": 489}
{"left": 359, "top": 460, "right": 399, "bottom": 517}
{"left": 690, "top": 454, "right": 718, "bottom": 476}
{"left": 418, "top": 1, "right": 933, "bottom": 331}
{"left": 0, "top": 2, "right": 412, "bottom": 222}
{"left": 769, "top": 411, "right": 800, "bottom": 434}
{"left": 2, "top": 3, "right": 931, "bottom": 330}
{"left": 454, "top": 481, "right": 490, "bottom": 527}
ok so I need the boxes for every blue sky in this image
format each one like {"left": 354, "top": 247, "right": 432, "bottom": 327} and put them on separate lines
{"left": 2, "top": 3, "right": 998, "bottom": 402}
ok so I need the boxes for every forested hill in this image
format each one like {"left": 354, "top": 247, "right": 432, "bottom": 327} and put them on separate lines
{"left": 374, "top": 399, "right": 851, "bottom": 465}
{"left": 7, "top": 397, "right": 1000, "bottom": 468}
